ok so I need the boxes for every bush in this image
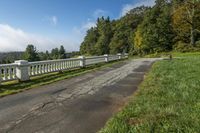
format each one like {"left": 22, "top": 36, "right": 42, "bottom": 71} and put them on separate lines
{"left": 195, "top": 40, "right": 200, "bottom": 48}
{"left": 173, "top": 41, "right": 196, "bottom": 52}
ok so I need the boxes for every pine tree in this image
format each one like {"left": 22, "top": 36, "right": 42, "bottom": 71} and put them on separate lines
{"left": 59, "top": 45, "right": 66, "bottom": 59}
{"left": 23, "top": 44, "right": 40, "bottom": 61}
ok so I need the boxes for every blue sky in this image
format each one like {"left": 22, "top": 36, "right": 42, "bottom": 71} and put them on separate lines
{"left": 0, "top": 0, "right": 155, "bottom": 52}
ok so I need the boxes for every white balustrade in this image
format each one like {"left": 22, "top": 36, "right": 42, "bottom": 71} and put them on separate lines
{"left": 29, "top": 58, "right": 80, "bottom": 76}
{"left": 85, "top": 56, "right": 105, "bottom": 65}
{"left": 0, "top": 64, "right": 17, "bottom": 82}
{"left": 108, "top": 55, "right": 119, "bottom": 61}
{"left": 0, "top": 53, "right": 128, "bottom": 84}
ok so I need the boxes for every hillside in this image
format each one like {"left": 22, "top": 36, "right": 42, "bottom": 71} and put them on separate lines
{"left": 80, "top": 0, "right": 200, "bottom": 56}
{"left": 0, "top": 52, "right": 24, "bottom": 64}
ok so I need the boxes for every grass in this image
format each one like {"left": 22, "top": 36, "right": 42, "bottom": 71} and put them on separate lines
{"left": 0, "top": 60, "right": 126, "bottom": 97}
{"left": 100, "top": 53, "right": 200, "bottom": 132}
{"left": 143, "top": 51, "right": 200, "bottom": 58}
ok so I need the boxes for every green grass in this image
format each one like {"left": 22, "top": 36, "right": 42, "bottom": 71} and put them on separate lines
{"left": 0, "top": 60, "right": 126, "bottom": 97}
{"left": 143, "top": 51, "right": 200, "bottom": 58}
{"left": 100, "top": 54, "right": 200, "bottom": 132}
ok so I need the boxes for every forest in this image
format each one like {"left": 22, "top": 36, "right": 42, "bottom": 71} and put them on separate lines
{"left": 80, "top": 0, "right": 200, "bottom": 56}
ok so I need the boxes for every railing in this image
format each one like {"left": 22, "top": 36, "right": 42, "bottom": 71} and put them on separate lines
{"left": 0, "top": 53, "right": 128, "bottom": 83}
{"left": 85, "top": 56, "right": 105, "bottom": 65}
{"left": 0, "top": 64, "right": 18, "bottom": 82}
{"left": 29, "top": 58, "right": 80, "bottom": 76}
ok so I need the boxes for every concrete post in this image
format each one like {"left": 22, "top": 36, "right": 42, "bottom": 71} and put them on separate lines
{"left": 117, "top": 53, "right": 122, "bottom": 60}
{"left": 15, "top": 60, "right": 30, "bottom": 81}
{"left": 104, "top": 54, "right": 109, "bottom": 62}
{"left": 79, "top": 56, "right": 85, "bottom": 67}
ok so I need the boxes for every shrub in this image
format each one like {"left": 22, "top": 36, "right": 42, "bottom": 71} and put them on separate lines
{"left": 173, "top": 41, "right": 195, "bottom": 52}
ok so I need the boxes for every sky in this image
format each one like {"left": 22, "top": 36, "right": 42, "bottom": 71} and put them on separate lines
{"left": 0, "top": 0, "right": 155, "bottom": 52}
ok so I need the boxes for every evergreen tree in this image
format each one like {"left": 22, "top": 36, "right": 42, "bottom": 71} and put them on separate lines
{"left": 95, "top": 17, "right": 113, "bottom": 55}
{"left": 51, "top": 48, "right": 59, "bottom": 59}
{"left": 23, "top": 44, "right": 40, "bottom": 61}
{"left": 80, "top": 27, "right": 99, "bottom": 55}
{"left": 59, "top": 45, "right": 66, "bottom": 59}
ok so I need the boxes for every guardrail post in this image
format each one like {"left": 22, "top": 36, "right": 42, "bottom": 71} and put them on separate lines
{"left": 15, "top": 60, "right": 30, "bottom": 81}
{"left": 104, "top": 54, "right": 109, "bottom": 62}
{"left": 117, "top": 53, "right": 122, "bottom": 60}
{"left": 79, "top": 56, "right": 85, "bottom": 67}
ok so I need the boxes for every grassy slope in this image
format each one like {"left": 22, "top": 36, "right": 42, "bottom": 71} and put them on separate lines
{"left": 100, "top": 53, "right": 200, "bottom": 133}
{"left": 0, "top": 60, "right": 126, "bottom": 97}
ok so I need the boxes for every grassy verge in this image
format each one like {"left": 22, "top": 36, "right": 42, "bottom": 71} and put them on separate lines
{"left": 100, "top": 54, "right": 200, "bottom": 132}
{"left": 0, "top": 60, "right": 126, "bottom": 97}
{"left": 143, "top": 51, "right": 200, "bottom": 58}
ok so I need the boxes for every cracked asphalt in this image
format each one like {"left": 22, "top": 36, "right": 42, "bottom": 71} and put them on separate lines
{"left": 0, "top": 58, "right": 161, "bottom": 133}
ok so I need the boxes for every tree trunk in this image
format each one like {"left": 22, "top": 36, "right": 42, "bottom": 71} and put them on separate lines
{"left": 191, "top": 28, "right": 195, "bottom": 46}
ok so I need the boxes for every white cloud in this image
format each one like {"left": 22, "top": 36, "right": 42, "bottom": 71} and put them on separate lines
{"left": 82, "top": 21, "right": 96, "bottom": 30}
{"left": 51, "top": 16, "right": 58, "bottom": 25}
{"left": 0, "top": 24, "right": 79, "bottom": 52}
{"left": 93, "top": 9, "right": 108, "bottom": 18}
{"left": 120, "top": 0, "right": 155, "bottom": 17}
{"left": 44, "top": 16, "right": 58, "bottom": 25}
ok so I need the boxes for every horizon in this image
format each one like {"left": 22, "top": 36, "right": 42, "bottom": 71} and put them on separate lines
{"left": 0, "top": 0, "right": 155, "bottom": 52}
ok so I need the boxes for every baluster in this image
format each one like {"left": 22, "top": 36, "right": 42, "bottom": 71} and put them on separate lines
{"left": 59, "top": 61, "right": 61, "bottom": 70}
{"left": 13, "top": 67, "right": 16, "bottom": 79}
{"left": 40, "top": 64, "right": 43, "bottom": 74}
{"left": 8, "top": 66, "right": 12, "bottom": 79}
{"left": 33, "top": 65, "right": 36, "bottom": 75}
{"left": 63, "top": 61, "right": 66, "bottom": 69}
{"left": 66, "top": 61, "right": 68, "bottom": 69}
{"left": 63, "top": 61, "right": 65, "bottom": 69}
{"left": 36, "top": 65, "right": 38, "bottom": 75}
{"left": 60, "top": 61, "right": 63, "bottom": 70}
{"left": 65, "top": 61, "right": 67, "bottom": 69}
{"left": 49, "top": 63, "right": 52, "bottom": 72}
{"left": 3, "top": 68, "right": 7, "bottom": 81}
{"left": 53, "top": 63, "right": 55, "bottom": 71}
{"left": 55, "top": 62, "right": 57, "bottom": 71}
{"left": 69, "top": 61, "right": 71, "bottom": 68}
{"left": 0, "top": 68, "right": 2, "bottom": 82}
{"left": 45, "top": 64, "right": 47, "bottom": 73}
{"left": 46, "top": 64, "right": 49, "bottom": 73}
{"left": 57, "top": 62, "right": 59, "bottom": 71}
{"left": 54, "top": 62, "right": 56, "bottom": 71}
{"left": 39, "top": 65, "right": 42, "bottom": 74}
{"left": 60, "top": 61, "right": 62, "bottom": 70}
{"left": 38, "top": 65, "right": 40, "bottom": 74}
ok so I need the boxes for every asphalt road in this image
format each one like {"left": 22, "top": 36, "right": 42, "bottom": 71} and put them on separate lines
{"left": 0, "top": 58, "right": 160, "bottom": 133}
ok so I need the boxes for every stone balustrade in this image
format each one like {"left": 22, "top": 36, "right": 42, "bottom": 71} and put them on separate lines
{"left": 0, "top": 53, "right": 128, "bottom": 83}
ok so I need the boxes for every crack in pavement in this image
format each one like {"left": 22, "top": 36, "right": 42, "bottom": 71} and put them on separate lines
{"left": 0, "top": 58, "right": 162, "bottom": 132}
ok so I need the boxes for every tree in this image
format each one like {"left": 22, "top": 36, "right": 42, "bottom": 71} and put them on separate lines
{"left": 172, "top": 0, "right": 200, "bottom": 46}
{"left": 59, "top": 45, "right": 66, "bottom": 59}
{"left": 134, "top": 0, "right": 175, "bottom": 55}
{"left": 51, "top": 48, "right": 59, "bottom": 59}
{"left": 23, "top": 44, "right": 40, "bottom": 61}
{"left": 95, "top": 17, "right": 113, "bottom": 55}
{"left": 80, "top": 27, "right": 99, "bottom": 55}
{"left": 110, "top": 6, "right": 148, "bottom": 54}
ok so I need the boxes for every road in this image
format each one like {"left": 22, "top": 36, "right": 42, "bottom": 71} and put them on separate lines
{"left": 0, "top": 58, "right": 160, "bottom": 133}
